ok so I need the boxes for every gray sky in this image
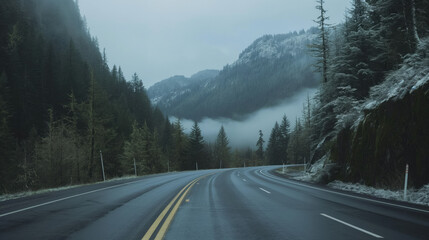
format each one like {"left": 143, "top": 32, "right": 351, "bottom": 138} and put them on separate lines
{"left": 78, "top": 0, "right": 350, "bottom": 87}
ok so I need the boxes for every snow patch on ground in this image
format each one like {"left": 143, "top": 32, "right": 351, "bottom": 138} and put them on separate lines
{"left": 328, "top": 180, "right": 429, "bottom": 206}
{"left": 289, "top": 153, "right": 429, "bottom": 206}
{"left": 0, "top": 175, "right": 138, "bottom": 202}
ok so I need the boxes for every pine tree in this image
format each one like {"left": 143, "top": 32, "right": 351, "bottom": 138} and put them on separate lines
{"left": 187, "top": 121, "right": 205, "bottom": 170}
{"left": 266, "top": 122, "right": 282, "bottom": 165}
{"left": 172, "top": 119, "right": 187, "bottom": 171}
{"left": 311, "top": 0, "right": 330, "bottom": 83}
{"left": 148, "top": 129, "right": 162, "bottom": 173}
{"left": 279, "top": 115, "right": 291, "bottom": 164}
{"left": 214, "top": 126, "right": 230, "bottom": 168}
{"left": 140, "top": 122, "right": 152, "bottom": 174}
{"left": 344, "top": 0, "right": 377, "bottom": 97}
{"left": 123, "top": 121, "right": 144, "bottom": 175}
{"left": 255, "top": 130, "right": 265, "bottom": 165}
{"left": 0, "top": 72, "right": 15, "bottom": 192}
{"left": 287, "top": 119, "right": 303, "bottom": 164}
{"left": 371, "top": 0, "right": 417, "bottom": 70}
{"left": 129, "top": 73, "right": 152, "bottom": 127}
{"left": 87, "top": 71, "right": 96, "bottom": 179}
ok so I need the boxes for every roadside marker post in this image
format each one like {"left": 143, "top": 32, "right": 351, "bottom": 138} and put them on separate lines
{"left": 282, "top": 163, "right": 285, "bottom": 174}
{"left": 404, "top": 164, "right": 409, "bottom": 200}
{"left": 133, "top": 158, "right": 137, "bottom": 176}
{"left": 100, "top": 150, "right": 106, "bottom": 182}
{"left": 303, "top": 158, "right": 306, "bottom": 176}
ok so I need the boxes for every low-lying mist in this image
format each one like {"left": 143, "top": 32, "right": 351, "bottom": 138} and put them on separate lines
{"left": 176, "top": 88, "right": 318, "bottom": 149}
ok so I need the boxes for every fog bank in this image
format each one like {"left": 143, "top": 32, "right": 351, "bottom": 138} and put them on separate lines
{"left": 177, "top": 88, "right": 317, "bottom": 149}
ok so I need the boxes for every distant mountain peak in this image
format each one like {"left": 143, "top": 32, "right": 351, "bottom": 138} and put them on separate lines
{"left": 147, "top": 69, "right": 219, "bottom": 106}
{"left": 236, "top": 30, "right": 317, "bottom": 65}
{"left": 148, "top": 28, "right": 320, "bottom": 120}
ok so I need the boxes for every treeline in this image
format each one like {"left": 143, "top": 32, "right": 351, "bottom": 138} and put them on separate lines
{"left": 123, "top": 119, "right": 245, "bottom": 174}
{"left": 262, "top": 95, "right": 312, "bottom": 166}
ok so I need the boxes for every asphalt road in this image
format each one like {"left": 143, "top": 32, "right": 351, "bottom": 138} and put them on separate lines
{"left": 1, "top": 166, "right": 428, "bottom": 240}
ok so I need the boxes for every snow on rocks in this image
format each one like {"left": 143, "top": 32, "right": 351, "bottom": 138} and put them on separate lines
{"left": 291, "top": 155, "right": 336, "bottom": 183}
{"left": 328, "top": 180, "right": 429, "bottom": 207}
{"left": 366, "top": 37, "right": 429, "bottom": 110}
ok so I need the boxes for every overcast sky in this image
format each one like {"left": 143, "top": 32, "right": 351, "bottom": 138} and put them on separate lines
{"left": 78, "top": 0, "right": 350, "bottom": 87}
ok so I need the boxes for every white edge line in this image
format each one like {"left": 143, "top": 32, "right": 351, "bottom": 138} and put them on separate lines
{"left": 259, "top": 187, "right": 271, "bottom": 194}
{"left": 321, "top": 213, "right": 383, "bottom": 238}
{"left": 257, "top": 169, "right": 429, "bottom": 214}
{"left": 0, "top": 179, "right": 146, "bottom": 218}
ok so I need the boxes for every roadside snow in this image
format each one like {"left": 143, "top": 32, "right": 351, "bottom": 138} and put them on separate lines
{"left": 0, "top": 185, "right": 82, "bottom": 202}
{"left": 328, "top": 180, "right": 429, "bottom": 207}
{"left": 291, "top": 155, "right": 336, "bottom": 183}
{"left": 0, "top": 175, "right": 138, "bottom": 202}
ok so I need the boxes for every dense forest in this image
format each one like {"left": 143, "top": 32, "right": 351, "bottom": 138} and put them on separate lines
{"left": 2, "top": 0, "right": 429, "bottom": 194}
{"left": 272, "top": 0, "right": 429, "bottom": 189}
{"left": 0, "top": 0, "right": 250, "bottom": 194}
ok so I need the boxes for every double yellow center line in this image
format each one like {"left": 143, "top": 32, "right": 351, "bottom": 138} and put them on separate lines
{"left": 142, "top": 174, "right": 210, "bottom": 240}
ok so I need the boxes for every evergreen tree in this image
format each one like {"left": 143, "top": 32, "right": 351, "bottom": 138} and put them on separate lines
{"left": 311, "top": 0, "right": 330, "bottom": 83}
{"left": 160, "top": 117, "right": 172, "bottom": 159}
{"left": 148, "top": 129, "right": 162, "bottom": 173}
{"left": 279, "top": 115, "right": 291, "bottom": 164}
{"left": 255, "top": 130, "right": 265, "bottom": 165}
{"left": 287, "top": 119, "right": 303, "bottom": 164}
{"left": 187, "top": 121, "right": 205, "bottom": 170}
{"left": 123, "top": 121, "right": 144, "bottom": 175}
{"left": 266, "top": 122, "right": 282, "bottom": 165}
{"left": 214, "top": 126, "right": 230, "bottom": 168}
{"left": 0, "top": 72, "right": 15, "bottom": 192}
{"left": 87, "top": 71, "right": 96, "bottom": 179}
{"left": 172, "top": 119, "right": 188, "bottom": 171}
{"left": 370, "top": 0, "right": 417, "bottom": 70}
{"left": 140, "top": 122, "right": 152, "bottom": 174}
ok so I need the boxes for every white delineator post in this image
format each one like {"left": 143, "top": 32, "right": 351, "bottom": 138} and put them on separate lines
{"left": 404, "top": 164, "right": 409, "bottom": 200}
{"left": 303, "top": 158, "right": 306, "bottom": 176}
{"left": 99, "top": 150, "right": 106, "bottom": 182}
{"left": 282, "top": 163, "right": 285, "bottom": 174}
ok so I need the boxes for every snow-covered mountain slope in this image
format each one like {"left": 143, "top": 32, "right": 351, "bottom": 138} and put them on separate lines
{"left": 237, "top": 30, "right": 316, "bottom": 64}
{"left": 147, "top": 70, "right": 219, "bottom": 105}
{"left": 148, "top": 28, "right": 320, "bottom": 120}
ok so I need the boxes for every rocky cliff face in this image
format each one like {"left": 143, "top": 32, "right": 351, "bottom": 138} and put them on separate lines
{"left": 329, "top": 40, "right": 429, "bottom": 188}
{"left": 332, "top": 83, "right": 429, "bottom": 188}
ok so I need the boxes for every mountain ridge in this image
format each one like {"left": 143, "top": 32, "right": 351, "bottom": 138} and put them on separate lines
{"left": 148, "top": 27, "right": 320, "bottom": 120}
